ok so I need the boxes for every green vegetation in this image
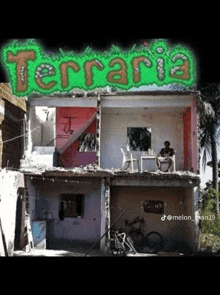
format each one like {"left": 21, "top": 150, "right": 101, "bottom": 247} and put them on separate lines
{"left": 199, "top": 187, "right": 220, "bottom": 252}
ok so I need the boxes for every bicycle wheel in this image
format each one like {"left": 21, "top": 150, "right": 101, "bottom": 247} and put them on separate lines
{"left": 128, "top": 230, "right": 144, "bottom": 252}
{"left": 142, "top": 232, "right": 164, "bottom": 253}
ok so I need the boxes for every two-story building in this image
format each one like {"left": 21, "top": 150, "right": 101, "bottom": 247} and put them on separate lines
{"left": 20, "top": 88, "right": 200, "bottom": 253}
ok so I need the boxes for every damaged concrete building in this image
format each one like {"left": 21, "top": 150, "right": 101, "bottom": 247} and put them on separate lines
{"left": 18, "top": 88, "right": 201, "bottom": 254}
{"left": 0, "top": 83, "right": 26, "bottom": 256}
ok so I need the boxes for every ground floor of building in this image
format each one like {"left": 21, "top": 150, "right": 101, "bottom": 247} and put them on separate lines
{"left": 22, "top": 170, "right": 200, "bottom": 254}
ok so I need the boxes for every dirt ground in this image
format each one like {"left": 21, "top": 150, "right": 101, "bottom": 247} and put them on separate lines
{"left": 12, "top": 240, "right": 159, "bottom": 257}
{"left": 12, "top": 240, "right": 186, "bottom": 257}
{"left": 13, "top": 249, "right": 160, "bottom": 257}
{"left": 13, "top": 249, "right": 184, "bottom": 257}
{"left": 13, "top": 242, "right": 107, "bottom": 257}
{"left": 13, "top": 249, "right": 106, "bottom": 257}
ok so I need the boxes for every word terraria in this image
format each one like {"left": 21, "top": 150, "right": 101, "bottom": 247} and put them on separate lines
{"left": 2, "top": 40, "right": 196, "bottom": 97}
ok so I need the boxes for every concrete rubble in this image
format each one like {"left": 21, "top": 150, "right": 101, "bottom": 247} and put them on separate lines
{"left": 19, "top": 161, "right": 200, "bottom": 181}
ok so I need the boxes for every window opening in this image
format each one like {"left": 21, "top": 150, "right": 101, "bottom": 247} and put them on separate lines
{"left": 143, "top": 200, "right": 164, "bottom": 214}
{"left": 59, "top": 194, "right": 84, "bottom": 220}
{"left": 127, "top": 127, "right": 151, "bottom": 151}
{"left": 78, "top": 133, "right": 96, "bottom": 152}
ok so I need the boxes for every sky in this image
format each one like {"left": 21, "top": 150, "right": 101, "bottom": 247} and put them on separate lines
{"left": 0, "top": 37, "right": 219, "bottom": 187}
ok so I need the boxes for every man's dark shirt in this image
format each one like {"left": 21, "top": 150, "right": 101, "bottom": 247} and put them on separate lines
{"left": 159, "top": 147, "right": 174, "bottom": 157}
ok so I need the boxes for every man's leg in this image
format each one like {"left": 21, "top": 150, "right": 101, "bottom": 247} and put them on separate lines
{"left": 156, "top": 156, "right": 162, "bottom": 170}
{"left": 167, "top": 157, "right": 174, "bottom": 171}
{"left": 137, "top": 159, "right": 140, "bottom": 171}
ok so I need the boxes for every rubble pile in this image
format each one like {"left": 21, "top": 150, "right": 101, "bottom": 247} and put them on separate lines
{"left": 20, "top": 159, "right": 200, "bottom": 182}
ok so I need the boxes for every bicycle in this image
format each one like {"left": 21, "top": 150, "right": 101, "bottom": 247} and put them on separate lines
{"left": 125, "top": 217, "right": 145, "bottom": 252}
{"left": 108, "top": 229, "right": 137, "bottom": 256}
{"left": 125, "top": 217, "right": 164, "bottom": 253}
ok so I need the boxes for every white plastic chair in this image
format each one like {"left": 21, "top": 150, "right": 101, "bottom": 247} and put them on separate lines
{"left": 121, "top": 147, "right": 139, "bottom": 172}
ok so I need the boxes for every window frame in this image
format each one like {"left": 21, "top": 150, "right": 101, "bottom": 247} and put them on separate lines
{"left": 77, "top": 132, "right": 97, "bottom": 153}
{"left": 59, "top": 194, "right": 85, "bottom": 219}
{"left": 127, "top": 127, "right": 151, "bottom": 152}
{"left": 143, "top": 200, "right": 164, "bottom": 214}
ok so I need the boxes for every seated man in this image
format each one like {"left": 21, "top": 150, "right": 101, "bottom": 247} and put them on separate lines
{"left": 156, "top": 141, "right": 175, "bottom": 172}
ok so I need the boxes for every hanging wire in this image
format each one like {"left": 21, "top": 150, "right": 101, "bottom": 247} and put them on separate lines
{"left": 24, "top": 176, "right": 93, "bottom": 205}
{"left": 26, "top": 194, "right": 80, "bottom": 205}
{"left": 2, "top": 126, "right": 40, "bottom": 143}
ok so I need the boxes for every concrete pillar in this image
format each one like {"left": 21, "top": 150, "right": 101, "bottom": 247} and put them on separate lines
{"left": 25, "top": 177, "right": 36, "bottom": 224}
{"left": 96, "top": 94, "right": 101, "bottom": 167}
{"left": 100, "top": 177, "right": 110, "bottom": 252}
{"left": 0, "top": 99, "right": 5, "bottom": 168}
{"left": 191, "top": 99, "right": 198, "bottom": 172}
{"left": 193, "top": 186, "right": 200, "bottom": 251}
{"left": 19, "top": 191, "right": 26, "bottom": 250}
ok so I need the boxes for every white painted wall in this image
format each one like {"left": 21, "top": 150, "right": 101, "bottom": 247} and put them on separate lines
{"left": 29, "top": 178, "right": 101, "bottom": 244}
{"left": 100, "top": 111, "right": 184, "bottom": 171}
{"left": 29, "top": 107, "right": 56, "bottom": 150}
{"left": 0, "top": 170, "right": 25, "bottom": 255}
{"left": 29, "top": 107, "right": 41, "bottom": 149}
{"left": 41, "top": 108, "right": 56, "bottom": 146}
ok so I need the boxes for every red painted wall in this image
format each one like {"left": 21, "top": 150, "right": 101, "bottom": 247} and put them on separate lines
{"left": 183, "top": 107, "right": 192, "bottom": 169}
{"left": 56, "top": 107, "right": 97, "bottom": 168}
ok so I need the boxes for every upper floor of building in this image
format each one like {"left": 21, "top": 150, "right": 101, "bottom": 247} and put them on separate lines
{"left": 20, "top": 89, "right": 200, "bottom": 175}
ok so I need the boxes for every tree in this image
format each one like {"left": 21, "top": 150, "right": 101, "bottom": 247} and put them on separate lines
{"left": 198, "top": 84, "right": 220, "bottom": 212}
{"left": 207, "top": 160, "right": 220, "bottom": 178}
{"left": 127, "top": 127, "right": 151, "bottom": 151}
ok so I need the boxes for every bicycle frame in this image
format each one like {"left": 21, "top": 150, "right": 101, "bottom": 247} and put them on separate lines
{"left": 109, "top": 230, "right": 137, "bottom": 255}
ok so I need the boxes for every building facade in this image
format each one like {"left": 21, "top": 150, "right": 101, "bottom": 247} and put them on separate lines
{"left": 20, "top": 89, "right": 201, "bottom": 253}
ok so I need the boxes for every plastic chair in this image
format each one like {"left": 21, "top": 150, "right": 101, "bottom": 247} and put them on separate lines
{"left": 121, "top": 147, "right": 139, "bottom": 172}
